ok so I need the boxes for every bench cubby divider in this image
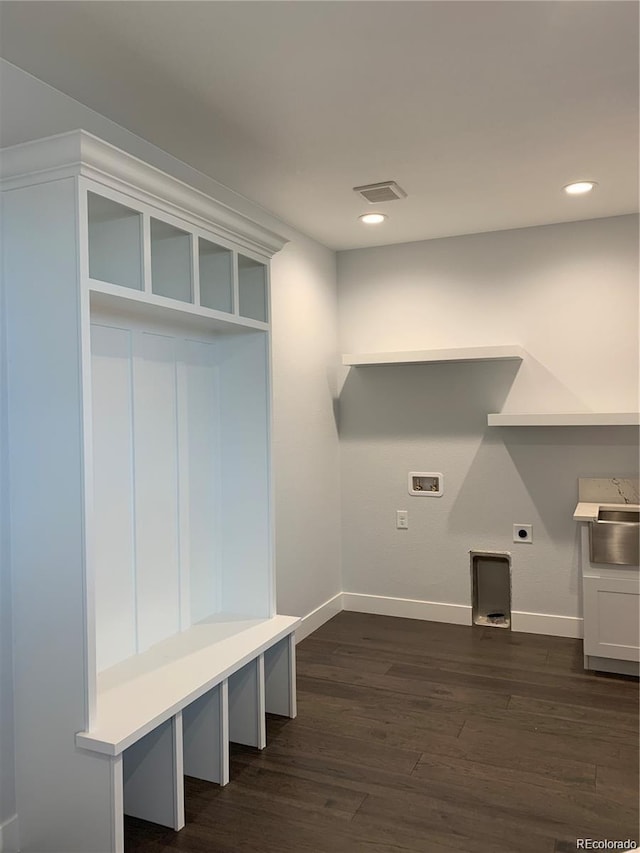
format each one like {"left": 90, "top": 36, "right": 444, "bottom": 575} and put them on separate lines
{"left": 183, "top": 681, "right": 230, "bottom": 786}
{"left": 228, "top": 655, "right": 267, "bottom": 749}
{"left": 123, "top": 714, "right": 185, "bottom": 831}
{"left": 265, "top": 633, "right": 297, "bottom": 718}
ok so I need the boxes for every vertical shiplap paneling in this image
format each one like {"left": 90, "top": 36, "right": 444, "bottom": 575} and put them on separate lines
{"left": 219, "top": 332, "right": 271, "bottom": 616}
{"left": 91, "top": 324, "right": 137, "bottom": 671}
{"left": 175, "top": 345, "right": 192, "bottom": 632}
{"left": 132, "top": 331, "right": 181, "bottom": 652}
{"left": 179, "top": 339, "right": 220, "bottom": 624}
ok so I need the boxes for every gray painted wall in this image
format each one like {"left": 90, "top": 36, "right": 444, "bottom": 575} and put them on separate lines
{"left": 272, "top": 239, "right": 341, "bottom": 617}
{"left": 1, "top": 200, "right": 17, "bottom": 839}
{"left": 337, "top": 216, "right": 639, "bottom": 618}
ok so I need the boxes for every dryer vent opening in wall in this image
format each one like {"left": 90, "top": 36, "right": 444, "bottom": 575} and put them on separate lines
{"left": 471, "top": 552, "right": 511, "bottom": 629}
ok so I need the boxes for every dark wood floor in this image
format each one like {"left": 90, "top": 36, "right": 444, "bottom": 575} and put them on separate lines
{"left": 125, "top": 612, "right": 639, "bottom": 853}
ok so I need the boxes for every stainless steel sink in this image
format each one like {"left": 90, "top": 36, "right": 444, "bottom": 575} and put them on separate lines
{"left": 590, "top": 508, "right": 639, "bottom": 565}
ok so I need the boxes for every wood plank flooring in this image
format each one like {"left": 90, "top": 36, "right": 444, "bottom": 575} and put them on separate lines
{"left": 125, "top": 612, "right": 639, "bottom": 853}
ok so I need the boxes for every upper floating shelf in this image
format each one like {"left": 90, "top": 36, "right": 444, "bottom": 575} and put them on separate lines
{"left": 342, "top": 345, "right": 526, "bottom": 367}
{"left": 487, "top": 412, "right": 640, "bottom": 427}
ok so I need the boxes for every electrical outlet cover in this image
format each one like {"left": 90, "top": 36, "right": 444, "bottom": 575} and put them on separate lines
{"left": 513, "top": 524, "right": 533, "bottom": 543}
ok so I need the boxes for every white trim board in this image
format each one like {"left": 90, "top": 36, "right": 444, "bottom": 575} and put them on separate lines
{"left": 342, "top": 593, "right": 472, "bottom": 625}
{"left": 511, "top": 611, "right": 583, "bottom": 639}
{"left": 303, "top": 593, "right": 583, "bottom": 639}
{"left": 0, "top": 814, "right": 19, "bottom": 853}
{"left": 295, "top": 593, "right": 343, "bottom": 643}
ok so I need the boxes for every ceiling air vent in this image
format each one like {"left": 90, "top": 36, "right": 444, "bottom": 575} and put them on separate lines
{"left": 353, "top": 181, "right": 407, "bottom": 204}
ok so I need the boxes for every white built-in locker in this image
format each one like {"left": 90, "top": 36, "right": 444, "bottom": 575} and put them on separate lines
{"left": 2, "top": 130, "right": 297, "bottom": 853}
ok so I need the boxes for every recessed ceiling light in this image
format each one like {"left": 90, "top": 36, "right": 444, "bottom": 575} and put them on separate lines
{"left": 563, "top": 181, "right": 597, "bottom": 195}
{"left": 359, "top": 212, "right": 387, "bottom": 225}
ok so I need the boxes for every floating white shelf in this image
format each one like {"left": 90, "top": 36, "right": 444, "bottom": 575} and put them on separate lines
{"left": 487, "top": 412, "right": 640, "bottom": 427}
{"left": 342, "top": 345, "right": 525, "bottom": 367}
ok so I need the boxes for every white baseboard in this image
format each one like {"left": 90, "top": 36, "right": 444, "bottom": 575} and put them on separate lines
{"left": 342, "top": 592, "right": 472, "bottom": 626}
{"left": 297, "top": 593, "right": 582, "bottom": 641}
{"left": 0, "top": 814, "right": 19, "bottom": 853}
{"left": 511, "top": 610, "right": 583, "bottom": 639}
{"left": 295, "top": 592, "right": 343, "bottom": 643}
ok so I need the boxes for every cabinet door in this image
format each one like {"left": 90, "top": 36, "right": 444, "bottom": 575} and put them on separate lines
{"left": 583, "top": 575, "right": 640, "bottom": 661}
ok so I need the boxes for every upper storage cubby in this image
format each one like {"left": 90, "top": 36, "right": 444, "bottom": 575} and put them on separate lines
{"left": 50, "top": 130, "right": 288, "bottom": 326}
{"left": 87, "top": 198, "right": 271, "bottom": 324}
{"left": 88, "top": 192, "right": 143, "bottom": 290}
{"left": 238, "top": 253, "right": 268, "bottom": 322}
{"left": 199, "top": 237, "right": 233, "bottom": 313}
{"left": 151, "top": 218, "right": 193, "bottom": 303}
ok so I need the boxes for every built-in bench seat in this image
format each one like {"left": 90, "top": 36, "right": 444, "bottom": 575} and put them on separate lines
{"left": 75, "top": 615, "right": 299, "bottom": 841}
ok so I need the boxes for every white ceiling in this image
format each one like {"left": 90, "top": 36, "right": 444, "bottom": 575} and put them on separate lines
{"left": 0, "top": 1, "right": 638, "bottom": 250}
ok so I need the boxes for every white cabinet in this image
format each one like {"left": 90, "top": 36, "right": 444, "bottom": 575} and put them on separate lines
{"left": 576, "top": 524, "right": 640, "bottom": 676}
{"left": 2, "top": 131, "right": 298, "bottom": 853}
{"left": 583, "top": 574, "right": 640, "bottom": 662}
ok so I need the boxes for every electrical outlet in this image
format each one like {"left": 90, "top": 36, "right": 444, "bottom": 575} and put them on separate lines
{"left": 396, "top": 510, "right": 409, "bottom": 529}
{"left": 513, "top": 524, "right": 532, "bottom": 543}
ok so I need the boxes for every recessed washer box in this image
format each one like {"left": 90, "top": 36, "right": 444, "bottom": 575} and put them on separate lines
{"left": 409, "top": 472, "right": 443, "bottom": 496}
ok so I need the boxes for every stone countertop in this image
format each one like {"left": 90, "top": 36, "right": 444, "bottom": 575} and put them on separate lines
{"left": 574, "top": 502, "right": 640, "bottom": 522}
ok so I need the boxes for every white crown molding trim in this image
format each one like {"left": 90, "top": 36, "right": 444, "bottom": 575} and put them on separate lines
{"left": 342, "top": 592, "right": 472, "bottom": 625}
{"left": 295, "top": 592, "right": 343, "bottom": 643}
{"left": 0, "top": 813, "right": 19, "bottom": 853}
{"left": 1, "top": 130, "right": 288, "bottom": 258}
{"left": 511, "top": 611, "right": 583, "bottom": 639}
